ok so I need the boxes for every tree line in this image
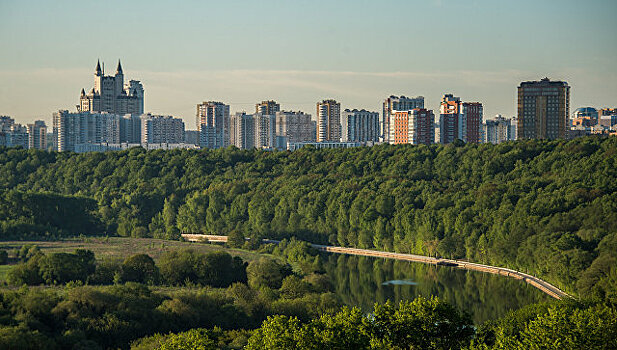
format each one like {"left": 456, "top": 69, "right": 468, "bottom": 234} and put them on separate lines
{"left": 130, "top": 297, "right": 616, "bottom": 350}
{"left": 1, "top": 136, "right": 616, "bottom": 300}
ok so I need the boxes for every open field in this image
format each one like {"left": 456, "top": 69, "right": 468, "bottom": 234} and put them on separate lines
{"left": 0, "top": 237, "right": 269, "bottom": 282}
{"left": 0, "top": 237, "right": 265, "bottom": 262}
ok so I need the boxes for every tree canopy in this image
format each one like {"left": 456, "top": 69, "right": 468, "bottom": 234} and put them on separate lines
{"left": 1, "top": 137, "right": 616, "bottom": 299}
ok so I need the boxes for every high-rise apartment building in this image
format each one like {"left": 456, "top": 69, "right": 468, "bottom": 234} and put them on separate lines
{"left": 0, "top": 116, "right": 15, "bottom": 132}
{"left": 27, "top": 121, "right": 47, "bottom": 149}
{"left": 439, "top": 94, "right": 461, "bottom": 144}
{"left": 275, "top": 111, "right": 315, "bottom": 144}
{"left": 483, "top": 115, "right": 515, "bottom": 144}
{"left": 517, "top": 78, "right": 570, "bottom": 139}
{"left": 120, "top": 114, "right": 142, "bottom": 144}
{"left": 510, "top": 117, "right": 518, "bottom": 140}
{"left": 53, "top": 111, "right": 122, "bottom": 151}
{"left": 79, "top": 60, "right": 144, "bottom": 115}
{"left": 229, "top": 113, "right": 277, "bottom": 149}
{"left": 230, "top": 112, "right": 255, "bottom": 149}
{"left": 196, "top": 101, "right": 230, "bottom": 149}
{"left": 439, "top": 94, "right": 483, "bottom": 144}
{"left": 0, "top": 123, "right": 28, "bottom": 149}
{"left": 255, "top": 100, "right": 281, "bottom": 116}
{"left": 383, "top": 95, "right": 424, "bottom": 143}
{"left": 390, "top": 108, "right": 434, "bottom": 145}
{"left": 1, "top": 116, "right": 45, "bottom": 149}
{"left": 341, "top": 109, "right": 380, "bottom": 143}
{"left": 254, "top": 114, "right": 277, "bottom": 149}
{"left": 460, "top": 102, "right": 483, "bottom": 143}
{"left": 140, "top": 114, "right": 185, "bottom": 144}
{"left": 317, "top": 99, "right": 341, "bottom": 142}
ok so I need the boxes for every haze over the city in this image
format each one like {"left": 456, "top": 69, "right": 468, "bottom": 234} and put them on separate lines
{"left": 1, "top": 0, "right": 616, "bottom": 127}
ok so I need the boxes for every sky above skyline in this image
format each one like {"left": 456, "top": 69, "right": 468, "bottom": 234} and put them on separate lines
{"left": 1, "top": 0, "right": 616, "bottom": 128}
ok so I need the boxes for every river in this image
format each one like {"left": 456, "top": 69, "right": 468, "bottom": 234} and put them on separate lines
{"left": 322, "top": 254, "right": 551, "bottom": 324}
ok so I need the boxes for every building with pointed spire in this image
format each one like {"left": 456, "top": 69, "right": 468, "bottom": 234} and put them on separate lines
{"left": 79, "top": 60, "right": 144, "bottom": 115}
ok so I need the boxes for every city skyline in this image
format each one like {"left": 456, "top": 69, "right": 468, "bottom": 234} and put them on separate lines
{"left": 1, "top": 0, "right": 616, "bottom": 127}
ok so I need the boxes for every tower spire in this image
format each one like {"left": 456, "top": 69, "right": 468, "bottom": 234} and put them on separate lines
{"left": 95, "top": 59, "right": 102, "bottom": 76}
{"left": 116, "top": 59, "right": 123, "bottom": 75}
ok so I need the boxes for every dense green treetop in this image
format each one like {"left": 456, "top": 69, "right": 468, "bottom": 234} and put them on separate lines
{"left": 1, "top": 137, "right": 616, "bottom": 299}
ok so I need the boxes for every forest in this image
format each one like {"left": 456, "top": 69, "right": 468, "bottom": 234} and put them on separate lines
{"left": 0, "top": 242, "right": 614, "bottom": 349}
{"left": 1, "top": 136, "right": 616, "bottom": 300}
{"left": 0, "top": 243, "right": 341, "bottom": 349}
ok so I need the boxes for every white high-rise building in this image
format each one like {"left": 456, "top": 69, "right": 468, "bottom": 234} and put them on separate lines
{"left": 275, "top": 111, "right": 315, "bottom": 143}
{"left": 254, "top": 113, "right": 276, "bottom": 149}
{"left": 196, "top": 101, "right": 230, "bottom": 149}
{"left": 120, "top": 114, "right": 142, "bottom": 144}
{"left": 483, "top": 115, "right": 516, "bottom": 144}
{"left": 79, "top": 60, "right": 144, "bottom": 115}
{"left": 230, "top": 112, "right": 255, "bottom": 149}
{"left": 140, "top": 114, "right": 185, "bottom": 144}
{"left": 53, "top": 110, "right": 122, "bottom": 151}
{"left": 317, "top": 99, "right": 341, "bottom": 142}
{"left": 341, "top": 109, "right": 380, "bottom": 143}
{"left": 27, "top": 121, "right": 47, "bottom": 149}
{"left": 0, "top": 122, "right": 29, "bottom": 149}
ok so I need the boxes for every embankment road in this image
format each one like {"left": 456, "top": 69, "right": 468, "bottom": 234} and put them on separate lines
{"left": 181, "top": 234, "right": 570, "bottom": 300}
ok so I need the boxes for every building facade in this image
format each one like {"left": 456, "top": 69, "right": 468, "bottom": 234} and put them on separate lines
{"left": 120, "top": 114, "right": 142, "bottom": 144}
{"left": 254, "top": 114, "right": 276, "bottom": 149}
{"left": 196, "top": 101, "right": 230, "bottom": 149}
{"left": 517, "top": 78, "right": 570, "bottom": 139}
{"left": 184, "top": 130, "right": 200, "bottom": 146}
{"left": 255, "top": 100, "right": 281, "bottom": 116}
{"left": 287, "top": 141, "right": 363, "bottom": 151}
{"left": 390, "top": 108, "right": 434, "bottom": 145}
{"left": 229, "top": 112, "right": 255, "bottom": 149}
{"left": 439, "top": 94, "right": 461, "bottom": 144}
{"left": 383, "top": 95, "right": 424, "bottom": 143}
{"left": 439, "top": 95, "right": 482, "bottom": 144}
{"left": 599, "top": 114, "right": 617, "bottom": 128}
{"left": 27, "top": 120, "right": 47, "bottom": 149}
{"left": 275, "top": 111, "right": 315, "bottom": 143}
{"left": 53, "top": 111, "right": 122, "bottom": 151}
{"left": 317, "top": 99, "right": 341, "bottom": 142}
{"left": 460, "top": 102, "right": 483, "bottom": 143}
{"left": 341, "top": 109, "right": 380, "bottom": 143}
{"left": 79, "top": 60, "right": 144, "bottom": 115}
{"left": 483, "top": 115, "right": 515, "bottom": 144}
{"left": 0, "top": 116, "right": 28, "bottom": 149}
{"left": 0, "top": 116, "right": 15, "bottom": 132}
{"left": 140, "top": 114, "right": 185, "bottom": 144}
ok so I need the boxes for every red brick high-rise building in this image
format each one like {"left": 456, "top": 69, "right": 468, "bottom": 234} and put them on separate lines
{"left": 391, "top": 108, "right": 434, "bottom": 145}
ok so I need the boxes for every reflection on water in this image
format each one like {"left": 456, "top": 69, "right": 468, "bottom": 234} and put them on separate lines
{"left": 323, "top": 254, "right": 550, "bottom": 325}
{"left": 382, "top": 279, "right": 418, "bottom": 286}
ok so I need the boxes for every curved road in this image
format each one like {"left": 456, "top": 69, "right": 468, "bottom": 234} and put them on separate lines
{"left": 181, "top": 234, "right": 570, "bottom": 300}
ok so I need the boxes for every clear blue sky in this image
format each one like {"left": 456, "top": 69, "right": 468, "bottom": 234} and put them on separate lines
{"left": 1, "top": 0, "right": 616, "bottom": 127}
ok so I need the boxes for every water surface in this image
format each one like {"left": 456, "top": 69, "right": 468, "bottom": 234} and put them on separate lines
{"left": 323, "top": 254, "right": 550, "bottom": 324}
